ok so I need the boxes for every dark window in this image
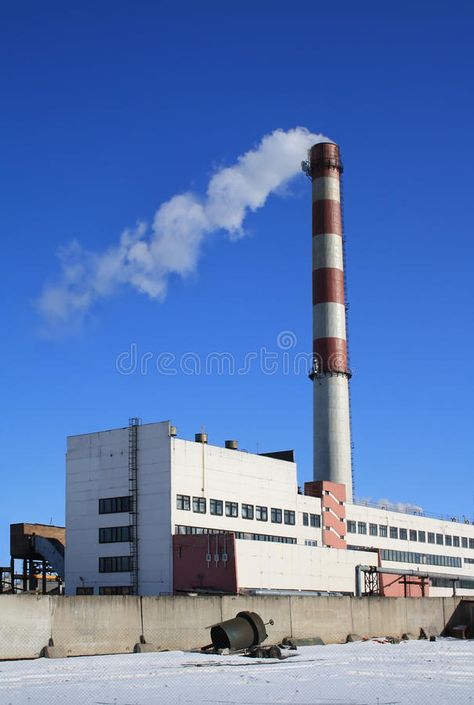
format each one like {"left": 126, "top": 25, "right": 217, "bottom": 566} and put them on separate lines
{"left": 271, "top": 508, "right": 282, "bottom": 524}
{"left": 445, "top": 535, "right": 452, "bottom": 546}
{"left": 99, "top": 496, "right": 131, "bottom": 514}
{"left": 399, "top": 528, "right": 408, "bottom": 540}
{"left": 99, "top": 556, "right": 131, "bottom": 573}
{"left": 390, "top": 526, "right": 398, "bottom": 539}
{"left": 192, "top": 497, "right": 206, "bottom": 514}
{"left": 358, "top": 522, "right": 367, "bottom": 535}
{"left": 465, "top": 557, "right": 474, "bottom": 565}
{"left": 256, "top": 506, "right": 268, "bottom": 521}
{"left": 99, "top": 586, "right": 132, "bottom": 595}
{"left": 76, "top": 586, "right": 93, "bottom": 595}
{"left": 409, "top": 530, "right": 417, "bottom": 542}
{"left": 436, "top": 533, "right": 443, "bottom": 545}
{"left": 210, "top": 499, "right": 223, "bottom": 516}
{"left": 225, "top": 501, "right": 238, "bottom": 517}
{"left": 242, "top": 504, "right": 254, "bottom": 520}
{"left": 453, "top": 536, "right": 460, "bottom": 547}
{"left": 379, "top": 525, "right": 388, "bottom": 538}
{"left": 302, "top": 512, "right": 309, "bottom": 527}
{"left": 347, "top": 520, "right": 356, "bottom": 533}
{"left": 176, "top": 494, "right": 190, "bottom": 511}
{"left": 428, "top": 532, "right": 435, "bottom": 544}
{"left": 284, "top": 510, "right": 295, "bottom": 525}
{"left": 99, "top": 526, "right": 132, "bottom": 543}
{"left": 418, "top": 531, "right": 426, "bottom": 543}
{"left": 461, "top": 537, "right": 468, "bottom": 548}
{"left": 369, "top": 523, "right": 378, "bottom": 537}
{"left": 469, "top": 538, "right": 474, "bottom": 550}
{"left": 310, "top": 514, "right": 320, "bottom": 528}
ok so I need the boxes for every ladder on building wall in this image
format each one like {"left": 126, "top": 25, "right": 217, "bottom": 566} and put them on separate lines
{"left": 128, "top": 417, "right": 141, "bottom": 594}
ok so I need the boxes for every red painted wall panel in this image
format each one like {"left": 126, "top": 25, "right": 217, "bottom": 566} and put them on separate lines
{"left": 172, "top": 533, "right": 238, "bottom": 594}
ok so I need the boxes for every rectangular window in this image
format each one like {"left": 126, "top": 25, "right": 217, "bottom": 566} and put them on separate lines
{"left": 99, "top": 496, "right": 131, "bottom": 514}
{"left": 428, "top": 532, "right": 435, "bottom": 544}
{"left": 347, "top": 520, "right": 356, "bottom": 533}
{"left": 310, "top": 514, "right": 320, "bottom": 528}
{"left": 176, "top": 494, "right": 190, "bottom": 511}
{"left": 469, "top": 539, "right": 474, "bottom": 550}
{"left": 225, "top": 501, "right": 238, "bottom": 518}
{"left": 99, "top": 586, "right": 132, "bottom": 595}
{"left": 462, "top": 537, "right": 468, "bottom": 548}
{"left": 256, "top": 506, "right": 268, "bottom": 521}
{"left": 445, "top": 534, "right": 452, "bottom": 546}
{"left": 358, "top": 522, "right": 367, "bottom": 535}
{"left": 99, "top": 526, "right": 132, "bottom": 543}
{"left": 418, "top": 531, "right": 426, "bottom": 543}
{"left": 379, "top": 525, "right": 388, "bottom": 538}
{"left": 399, "top": 528, "right": 408, "bottom": 540}
{"left": 99, "top": 556, "right": 132, "bottom": 573}
{"left": 284, "top": 510, "right": 295, "bottom": 525}
{"left": 369, "top": 523, "right": 378, "bottom": 537}
{"left": 465, "top": 557, "right": 474, "bottom": 565}
{"left": 389, "top": 526, "right": 398, "bottom": 539}
{"left": 76, "top": 586, "right": 94, "bottom": 595}
{"left": 409, "top": 530, "right": 417, "bottom": 542}
{"left": 242, "top": 503, "right": 254, "bottom": 520}
{"left": 210, "top": 499, "right": 223, "bottom": 516}
{"left": 192, "top": 497, "right": 206, "bottom": 514}
{"left": 302, "top": 512, "right": 309, "bottom": 527}
{"left": 453, "top": 535, "right": 460, "bottom": 547}
{"left": 436, "top": 533, "right": 443, "bottom": 545}
{"left": 271, "top": 508, "right": 282, "bottom": 524}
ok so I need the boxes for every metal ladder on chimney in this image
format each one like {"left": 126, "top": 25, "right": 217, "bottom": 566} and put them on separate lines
{"left": 339, "top": 177, "right": 356, "bottom": 500}
{"left": 128, "top": 417, "right": 141, "bottom": 594}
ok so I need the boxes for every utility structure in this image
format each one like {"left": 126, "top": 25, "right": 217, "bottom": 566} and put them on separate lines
{"left": 303, "top": 142, "right": 353, "bottom": 501}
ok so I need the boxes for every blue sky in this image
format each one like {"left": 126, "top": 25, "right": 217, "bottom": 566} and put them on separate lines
{"left": 1, "top": 0, "right": 473, "bottom": 562}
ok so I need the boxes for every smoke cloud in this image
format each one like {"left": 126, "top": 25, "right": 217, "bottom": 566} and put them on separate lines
{"left": 37, "top": 127, "right": 330, "bottom": 333}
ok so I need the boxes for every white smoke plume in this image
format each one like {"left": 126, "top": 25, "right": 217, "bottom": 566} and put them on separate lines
{"left": 37, "top": 127, "right": 330, "bottom": 333}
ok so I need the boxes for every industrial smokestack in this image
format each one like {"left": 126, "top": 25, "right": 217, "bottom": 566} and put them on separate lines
{"left": 303, "top": 142, "right": 353, "bottom": 501}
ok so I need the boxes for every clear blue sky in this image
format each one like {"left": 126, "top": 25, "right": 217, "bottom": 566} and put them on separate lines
{"left": 1, "top": 0, "right": 473, "bottom": 563}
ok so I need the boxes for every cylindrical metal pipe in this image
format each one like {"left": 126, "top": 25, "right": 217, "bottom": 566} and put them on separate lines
{"left": 308, "top": 142, "right": 353, "bottom": 500}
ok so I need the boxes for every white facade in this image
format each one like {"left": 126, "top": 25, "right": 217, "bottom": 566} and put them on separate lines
{"left": 66, "top": 421, "right": 474, "bottom": 597}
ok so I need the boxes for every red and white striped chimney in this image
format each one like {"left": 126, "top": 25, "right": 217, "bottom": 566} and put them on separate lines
{"left": 304, "top": 142, "right": 353, "bottom": 501}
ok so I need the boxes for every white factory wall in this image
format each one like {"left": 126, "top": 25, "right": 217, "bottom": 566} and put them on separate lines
{"left": 346, "top": 504, "right": 474, "bottom": 595}
{"left": 235, "top": 541, "right": 377, "bottom": 594}
{"left": 170, "top": 438, "right": 322, "bottom": 545}
{"left": 66, "top": 421, "right": 173, "bottom": 596}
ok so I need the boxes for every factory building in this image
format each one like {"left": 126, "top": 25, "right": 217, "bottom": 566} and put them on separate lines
{"left": 66, "top": 421, "right": 474, "bottom": 597}
{"left": 65, "top": 142, "right": 474, "bottom": 598}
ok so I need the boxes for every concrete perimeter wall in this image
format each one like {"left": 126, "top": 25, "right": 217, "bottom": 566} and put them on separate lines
{"left": 0, "top": 594, "right": 465, "bottom": 660}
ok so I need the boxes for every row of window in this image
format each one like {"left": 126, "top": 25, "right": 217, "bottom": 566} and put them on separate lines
{"left": 176, "top": 495, "right": 300, "bottom": 526}
{"left": 99, "top": 556, "right": 132, "bottom": 573}
{"left": 99, "top": 496, "right": 131, "bottom": 514}
{"left": 431, "top": 577, "right": 474, "bottom": 590}
{"left": 99, "top": 526, "right": 132, "bottom": 543}
{"left": 347, "top": 520, "right": 474, "bottom": 549}
{"left": 380, "top": 549, "right": 462, "bottom": 568}
{"left": 175, "top": 524, "right": 297, "bottom": 544}
{"left": 76, "top": 586, "right": 132, "bottom": 595}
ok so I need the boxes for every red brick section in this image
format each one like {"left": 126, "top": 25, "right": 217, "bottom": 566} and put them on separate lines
{"left": 312, "top": 268, "right": 345, "bottom": 304}
{"left": 312, "top": 200, "right": 342, "bottom": 235}
{"left": 172, "top": 533, "right": 238, "bottom": 594}
{"left": 309, "top": 142, "right": 342, "bottom": 178}
{"left": 313, "top": 337, "right": 348, "bottom": 374}
{"left": 379, "top": 570, "right": 429, "bottom": 597}
{"left": 304, "top": 480, "right": 347, "bottom": 549}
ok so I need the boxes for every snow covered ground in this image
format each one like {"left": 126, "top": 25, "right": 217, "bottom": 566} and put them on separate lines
{"left": 0, "top": 638, "right": 472, "bottom": 705}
